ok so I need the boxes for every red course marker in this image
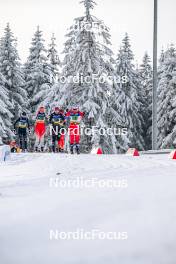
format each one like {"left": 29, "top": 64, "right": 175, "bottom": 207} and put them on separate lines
{"left": 97, "top": 148, "right": 103, "bottom": 155}
{"left": 126, "top": 148, "right": 140, "bottom": 157}
{"left": 170, "top": 150, "right": 176, "bottom": 160}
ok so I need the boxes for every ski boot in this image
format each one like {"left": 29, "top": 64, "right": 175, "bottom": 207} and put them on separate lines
{"left": 76, "top": 144, "right": 80, "bottom": 155}
{"left": 52, "top": 145, "right": 56, "bottom": 153}
{"left": 22, "top": 149, "right": 27, "bottom": 153}
{"left": 41, "top": 147, "right": 44, "bottom": 152}
{"left": 70, "top": 144, "right": 74, "bottom": 154}
{"left": 59, "top": 148, "right": 64, "bottom": 153}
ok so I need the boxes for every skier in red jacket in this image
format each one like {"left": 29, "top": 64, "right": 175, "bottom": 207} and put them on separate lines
{"left": 66, "top": 107, "right": 84, "bottom": 154}
{"left": 34, "top": 106, "right": 47, "bottom": 152}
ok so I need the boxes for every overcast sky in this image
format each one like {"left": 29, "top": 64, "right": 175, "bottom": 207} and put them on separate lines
{"left": 0, "top": 0, "right": 175, "bottom": 64}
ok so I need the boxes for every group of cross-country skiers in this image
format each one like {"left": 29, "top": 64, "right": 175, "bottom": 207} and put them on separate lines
{"left": 12, "top": 106, "right": 84, "bottom": 154}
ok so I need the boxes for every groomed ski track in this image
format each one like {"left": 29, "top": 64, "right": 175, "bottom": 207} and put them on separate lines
{"left": 0, "top": 153, "right": 176, "bottom": 264}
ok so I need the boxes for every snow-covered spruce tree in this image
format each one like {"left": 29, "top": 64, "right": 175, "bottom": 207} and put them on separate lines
{"left": 157, "top": 48, "right": 167, "bottom": 88}
{"left": 43, "top": 81, "right": 61, "bottom": 112}
{"left": 0, "top": 23, "right": 27, "bottom": 121}
{"left": 139, "top": 52, "right": 153, "bottom": 149}
{"left": 59, "top": 0, "right": 126, "bottom": 153}
{"left": 47, "top": 33, "right": 60, "bottom": 83}
{"left": 24, "top": 26, "right": 52, "bottom": 114}
{"left": 43, "top": 34, "right": 61, "bottom": 112}
{"left": 157, "top": 45, "right": 176, "bottom": 148}
{"left": 115, "top": 33, "right": 145, "bottom": 150}
{"left": 0, "top": 73, "right": 13, "bottom": 143}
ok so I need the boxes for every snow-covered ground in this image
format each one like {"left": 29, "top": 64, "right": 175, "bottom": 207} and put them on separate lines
{"left": 0, "top": 153, "right": 176, "bottom": 264}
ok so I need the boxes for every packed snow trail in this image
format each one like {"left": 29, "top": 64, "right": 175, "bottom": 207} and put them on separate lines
{"left": 0, "top": 153, "right": 176, "bottom": 264}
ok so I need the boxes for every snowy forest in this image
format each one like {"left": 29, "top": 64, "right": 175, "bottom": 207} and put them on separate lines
{"left": 0, "top": 0, "right": 176, "bottom": 153}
